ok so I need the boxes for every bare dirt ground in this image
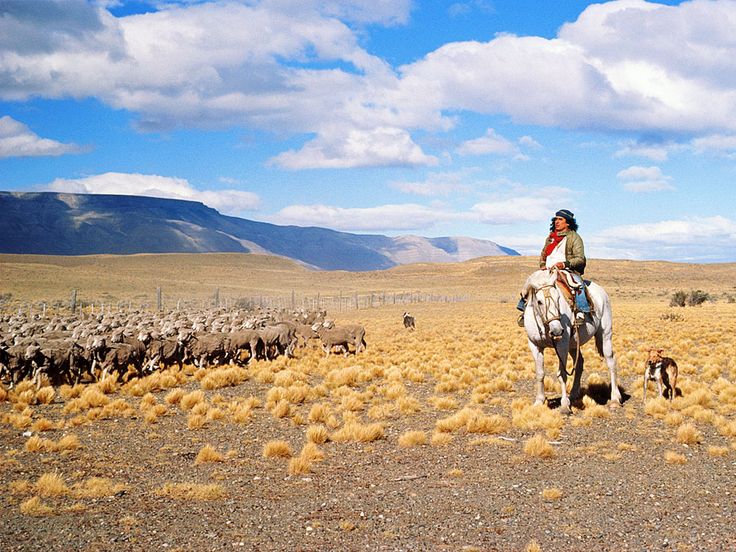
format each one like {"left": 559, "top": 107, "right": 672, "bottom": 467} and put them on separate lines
{"left": 2, "top": 257, "right": 735, "bottom": 552}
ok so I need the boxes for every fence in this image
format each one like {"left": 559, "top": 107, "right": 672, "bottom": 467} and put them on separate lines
{"left": 1, "top": 289, "right": 469, "bottom": 318}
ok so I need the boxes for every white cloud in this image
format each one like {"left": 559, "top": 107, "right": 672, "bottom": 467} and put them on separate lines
{"left": 269, "top": 127, "right": 438, "bottom": 169}
{"left": 5, "top": 0, "right": 736, "bottom": 168}
{"left": 391, "top": 169, "right": 477, "bottom": 196}
{"left": 690, "top": 134, "right": 736, "bottom": 158}
{"left": 614, "top": 140, "right": 676, "bottom": 162}
{"left": 589, "top": 215, "right": 736, "bottom": 262}
{"left": 617, "top": 165, "right": 674, "bottom": 192}
{"left": 272, "top": 203, "right": 461, "bottom": 232}
{"left": 457, "top": 128, "right": 527, "bottom": 159}
{"left": 0, "top": 116, "right": 84, "bottom": 158}
{"left": 472, "top": 191, "right": 571, "bottom": 225}
{"left": 45, "top": 172, "right": 260, "bottom": 215}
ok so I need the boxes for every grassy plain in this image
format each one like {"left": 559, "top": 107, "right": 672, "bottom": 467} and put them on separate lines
{"left": 2, "top": 253, "right": 736, "bottom": 549}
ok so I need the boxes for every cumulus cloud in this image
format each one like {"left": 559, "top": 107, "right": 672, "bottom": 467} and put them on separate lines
{"left": 690, "top": 134, "right": 736, "bottom": 158}
{"left": 391, "top": 169, "right": 477, "bottom": 196}
{"left": 614, "top": 140, "right": 677, "bottom": 162}
{"left": 0, "top": 116, "right": 84, "bottom": 158}
{"left": 269, "top": 127, "right": 438, "bottom": 169}
{"left": 45, "top": 172, "right": 260, "bottom": 215}
{"left": 4, "top": 0, "right": 736, "bottom": 167}
{"left": 272, "top": 203, "right": 461, "bottom": 231}
{"left": 589, "top": 215, "right": 736, "bottom": 262}
{"left": 617, "top": 165, "right": 674, "bottom": 192}
{"left": 456, "top": 128, "right": 529, "bottom": 160}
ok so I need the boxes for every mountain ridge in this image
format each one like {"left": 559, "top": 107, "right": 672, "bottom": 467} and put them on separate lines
{"left": 0, "top": 191, "right": 519, "bottom": 271}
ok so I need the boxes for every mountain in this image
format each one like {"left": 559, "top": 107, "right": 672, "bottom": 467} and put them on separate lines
{"left": 0, "top": 192, "right": 518, "bottom": 271}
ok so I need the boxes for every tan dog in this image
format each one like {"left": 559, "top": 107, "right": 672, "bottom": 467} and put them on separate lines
{"left": 643, "top": 348, "right": 678, "bottom": 402}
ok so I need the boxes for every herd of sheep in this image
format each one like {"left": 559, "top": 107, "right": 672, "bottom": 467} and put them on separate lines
{"left": 0, "top": 307, "right": 368, "bottom": 389}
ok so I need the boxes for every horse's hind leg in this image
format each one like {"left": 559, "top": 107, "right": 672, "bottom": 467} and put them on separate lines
{"left": 556, "top": 345, "right": 572, "bottom": 415}
{"left": 597, "top": 329, "right": 622, "bottom": 407}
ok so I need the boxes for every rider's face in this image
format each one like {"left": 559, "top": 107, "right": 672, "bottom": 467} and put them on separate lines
{"left": 554, "top": 216, "right": 569, "bottom": 232}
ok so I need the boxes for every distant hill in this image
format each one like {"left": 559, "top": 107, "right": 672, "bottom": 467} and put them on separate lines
{"left": 0, "top": 192, "right": 518, "bottom": 271}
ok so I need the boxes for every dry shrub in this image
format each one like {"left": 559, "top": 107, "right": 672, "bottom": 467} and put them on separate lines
{"left": 191, "top": 401, "right": 209, "bottom": 416}
{"left": 340, "top": 393, "right": 364, "bottom": 412}
{"left": 231, "top": 404, "right": 253, "bottom": 424}
{"left": 447, "top": 468, "right": 463, "bottom": 478}
{"left": 396, "top": 396, "right": 421, "bottom": 414}
{"left": 511, "top": 401, "right": 563, "bottom": 437}
{"left": 430, "top": 396, "right": 458, "bottom": 411}
{"left": 4, "top": 411, "right": 33, "bottom": 429}
{"left": 526, "top": 540, "right": 542, "bottom": 552}
{"left": 35, "top": 386, "right": 55, "bottom": 405}
{"left": 195, "top": 444, "right": 225, "bottom": 465}
{"left": 99, "top": 399, "right": 135, "bottom": 419}
{"left": 435, "top": 407, "right": 474, "bottom": 433}
{"left": 73, "top": 478, "right": 127, "bottom": 498}
{"left": 57, "top": 384, "right": 80, "bottom": 402}
{"left": 664, "top": 411, "right": 684, "bottom": 426}
{"left": 523, "top": 434, "right": 556, "bottom": 459}
{"left": 25, "top": 435, "right": 56, "bottom": 453}
{"left": 180, "top": 390, "right": 205, "bottom": 410}
{"left": 664, "top": 451, "right": 687, "bottom": 464}
{"left": 206, "top": 407, "right": 226, "bottom": 421}
{"left": 139, "top": 393, "right": 157, "bottom": 410}
{"left": 31, "top": 418, "right": 57, "bottom": 432}
{"left": 271, "top": 400, "right": 291, "bottom": 419}
{"left": 325, "top": 365, "right": 365, "bottom": 388}
{"left": 200, "top": 366, "right": 248, "bottom": 390}
{"left": 331, "top": 422, "right": 385, "bottom": 443}
{"left": 263, "top": 440, "right": 293, "bottom": 459}
{"left": 581, "top": 395, "right": 610, "bottom": 419}
{"left": 384, "top": 382, "right": 406, "bottom": 400}
{"left": 95, "top": 377, "right": 119, "bottom": 395}
{"left": 542, "top": 487, "right": 563, "bottom": 501}
{"left": 398, "top": 430, "right": 427, "bottom": 448}
{"left": 431, "top": 432, "right": 453, "bottom": 446}
{"left": 288, "top": 455, "right": 312, "bottom": 475}
{"left": 156, "top": 483, "right": 226, "bottom": 500}
{"left": 676, "top": 423, "right": 702, "bottom": 445}
{"left": 306, "top": 425, "right": 329, "bottom": 444}
{"left": 20, "top": 496, "right": 54, "bottom": 516}
{"left": 307, "top": 403, "right": 331, "bottom": 424}
{"left": 35, "top": 473, "right": 69, "bottom": 497}
{"left": 165, "top": 388, "right": 185, "bottom": 405}
{"left": 57, "top": 434, "right": 81, "bottom": 451}
{"left": 144, "top": 404, "right": 168, "bottom": 423}
{"left": 299, "top": 442, "right": 325, "bottom": 463}
{"left": 187, "top": 413, "right": 207, "bottom": 430}
{"left": 10, "top": 480, "right": 33, "bottom": 495}
{"left": 466, "top": 412, "right": 510, "bottom": 435}
{"left": 0, "top": 384, "right": 7, "bottom": 402}
{"left": 707, "top": 445, "right": 729, "bottom": 457}
{"left": 643, "top": 397, "right": 669, "bottom": 419}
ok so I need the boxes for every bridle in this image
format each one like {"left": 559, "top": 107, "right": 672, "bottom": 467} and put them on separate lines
{"left": 531, "top": 283, "right": 562, "bottom": 338}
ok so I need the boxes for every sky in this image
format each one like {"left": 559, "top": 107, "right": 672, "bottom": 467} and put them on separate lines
{"left": 1, "top": 0, "right": 736, "bottom": 263}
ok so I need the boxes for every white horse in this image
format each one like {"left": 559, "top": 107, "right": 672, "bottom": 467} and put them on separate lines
{"left": 521, "top": 268, "right": 622, "bottom": 414}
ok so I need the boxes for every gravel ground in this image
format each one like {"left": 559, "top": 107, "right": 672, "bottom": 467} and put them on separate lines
{"left": 2, "top": 370, "right": 734, "bottom": 552}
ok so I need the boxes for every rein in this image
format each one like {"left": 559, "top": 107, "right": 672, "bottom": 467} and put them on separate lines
{"left": 531, "top": 279, "right": 578, "bottom": 377}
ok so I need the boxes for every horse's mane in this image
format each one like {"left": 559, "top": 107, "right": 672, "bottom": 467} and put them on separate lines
{"left": 521, "top": 269, "right": 557, "bottom": 297}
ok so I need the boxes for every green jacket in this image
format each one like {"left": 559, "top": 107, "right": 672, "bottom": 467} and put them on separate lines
{"left": 539, "top": 229, "right": 586, "bottom": 274}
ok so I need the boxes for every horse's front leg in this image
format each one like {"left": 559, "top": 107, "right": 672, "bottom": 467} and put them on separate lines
{"left": 555, "top": 341, "right": 572, "bottom": 414}
{"left": 599, "top": 331, "right": 622, "bottom": 407}
{"left": 569, "top": 347, "right": 584, "bottom": 406}
{"left": 527, "top": 341, "right": 546, "bottom": 406}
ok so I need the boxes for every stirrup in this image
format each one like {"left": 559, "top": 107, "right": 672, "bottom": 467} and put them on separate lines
{"left": 517, "top": 313, "right": 525, "bottom": 327}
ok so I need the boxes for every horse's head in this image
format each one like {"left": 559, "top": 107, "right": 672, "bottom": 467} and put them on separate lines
{"left": 522, "top": 269, "right": 565, "bottom": 339}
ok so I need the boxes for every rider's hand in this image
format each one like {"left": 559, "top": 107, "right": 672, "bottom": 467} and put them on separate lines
{"left": 555, "top": 262, "right": 565, "bottom": 269}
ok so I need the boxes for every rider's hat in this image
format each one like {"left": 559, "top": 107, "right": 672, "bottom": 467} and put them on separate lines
{"left": 555, "top": 209, "right": 575, "bottom": 223}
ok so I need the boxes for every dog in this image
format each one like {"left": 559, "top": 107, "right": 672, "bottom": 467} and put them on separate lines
{"left": 643, "top": 348, "right": 678, "bottom": 402}
{"left": 402, "top": 312, "right": 415, "bottom": 331}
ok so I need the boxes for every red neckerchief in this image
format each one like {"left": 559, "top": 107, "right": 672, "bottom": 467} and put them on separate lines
{"left": 544, "top": 230, "right": 566, "bottom": 257}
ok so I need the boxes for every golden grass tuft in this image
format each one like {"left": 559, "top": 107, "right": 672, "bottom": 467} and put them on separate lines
{"left": 72, "top": 478, "right": 127, "bottom": 498}
{"left": 263, "top": 440, "right": 293, "bottom": 459}
{"left": 180, "top": 390, "right": 205, "bottom": 410}
{"left": 431, "top": 432, "right": 453, "bottom": 446}
{"left": 331, "top": 422, "right": 385, "bottom": 443}
{"left": 230, "top": 404, "right": 254, "bottom": 424}
{"left": 156, "top": 483, "right": 226, "bottom": 500}
{"left": 511, "top": 400, "right": 563, "bottom": 436}
{"left": 10, "top": 479, "right": 33, "bottom": 495}
{"left": 299, "top": 442, "right": 326, "bottom": 463}
{"left": 195, "top": 444, "right": 225, "bottom": 465}
{"left": 308, "top": 403, "right": 331, "bottom": 423}
{"left": 306, "top": 425, "right": 330, "bottom": 444}
{"left": 542, "top": 487, "right": 563, "bottom": 501}
{"left": 187, "top": 413, "right": 207, "bottom": 430}
{"left": 35, "top": 472, "right": 69, "bottom": 497}
{"left": 31, "top": 418, "right": 57, "bottom": 432}
{"left": 447, "top": 468, "right": 463, "bottom": 478}
{"left": 271, "top": 399, "right": 291, "bottom": 419}
{"left": 165, "top": 388, "right": 185, "bottom": 405}
{"left": 35, "top": 386, "right": 55, "bottom": 405}
{"left": 523, "top": 434, "right": 556, "bottom": 459}
{"left": 200, "top": 366, "right": 249, "bottom": 390}
{"left": 466, "top": 412, "right": 510, "bottom": 435}
{"left": 287, "top": 455, "right": 312, "bottom": 475}
{"left": 20, "top": 496, "right": 54, "bottom": 516}
{"left": 398, "top": 430, "right": 427, "bottom": 448}
{"left": 59, "top": 383, "right": 84, "bottom": 401}
{"left": 707, "top": 445, "right": 729, "bottom": 457}
{"left": 57, "top": 434, "right": 81, "bottom": 451}
{"left": 676, "top": 423, "right": 702, "bottom": 445}
{"left": 25, "top": 435, "right": 56, "bottom": 453}
{"left": 525, "top": 540, "right": 542, "bottom": 552}
{"left": 664, "top": 451, "right": 687, "bottom": 464}
{"left": 0, "top": 384, "right": 7, "bottom": 402}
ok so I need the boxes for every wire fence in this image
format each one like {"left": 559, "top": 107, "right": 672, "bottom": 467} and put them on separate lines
{"left": 1, "top": 288, "right": 469, "bottom": 318}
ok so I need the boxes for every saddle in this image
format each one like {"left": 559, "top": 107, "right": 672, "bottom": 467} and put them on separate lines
{"left": 554, "top": 269, "right": 595, "bottom": 315}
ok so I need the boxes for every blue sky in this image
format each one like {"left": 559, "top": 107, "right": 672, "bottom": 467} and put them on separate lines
{"left": 2, "top": 0, "right": 736, "bottom": 263}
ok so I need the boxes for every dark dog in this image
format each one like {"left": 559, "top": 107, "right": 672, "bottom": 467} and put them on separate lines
{"left": 643, "top": 348, "right": 678, "bottom": 402}
{"left": 403, "top": 312, "right": 415, "bottom": 331}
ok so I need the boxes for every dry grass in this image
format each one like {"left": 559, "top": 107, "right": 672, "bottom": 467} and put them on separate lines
{"left": 664, "top": 451, "right": 687, "bottom": 464}
{"left": 676, "top": 423, "right": 703, "bottom": 445}
{"left": 397, "top": 430, "right": 427, "bottom": 448}
{"left": 73, "top": 478, "right": 127, "bottom": 498}
{"left": 156, "top": 483, "right": 227, "bottom": 500}
{"left": 195, "top": 444, "right": 225, "bottom": 464}
{"left": 35, "top": 473, "right": 69, "bottom": 497}
{"left": 523, "top": 434, "right": 556, "bottom": 459}
{"left": 263, "top": 440, "right": 293, "bottom": 459}
{"left": 542, "top": 487, "right": 563, "bottom": 501}
{"left": 20, "top": 496, "right": 55, "bottom": 516}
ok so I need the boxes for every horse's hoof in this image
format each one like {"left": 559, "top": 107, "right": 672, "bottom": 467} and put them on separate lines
{"left": 608, "top": 401, "right": 621, "bottom": 410}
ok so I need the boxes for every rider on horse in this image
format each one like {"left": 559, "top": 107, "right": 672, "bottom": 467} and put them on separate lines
{"left": 517, "top": 209, "right": 591, "bottom": 326}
